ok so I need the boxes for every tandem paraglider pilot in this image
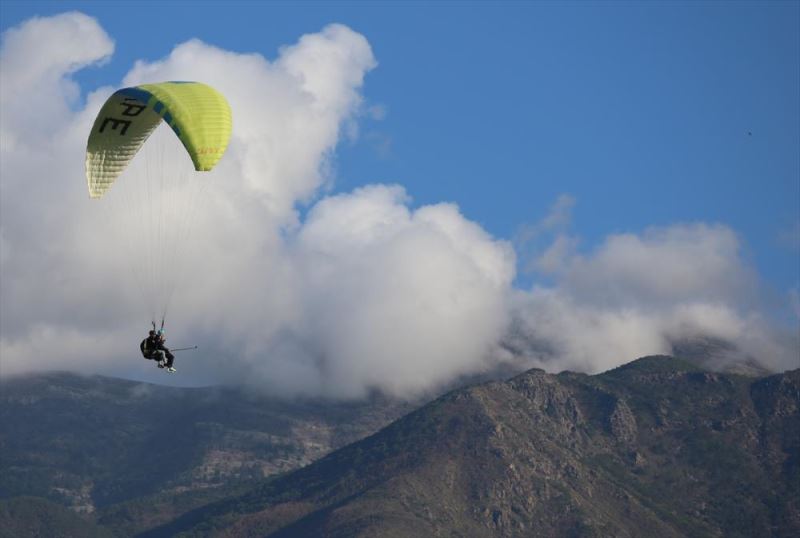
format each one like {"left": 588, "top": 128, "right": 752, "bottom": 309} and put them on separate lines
{"left": 140, "top": 330, "right": 176, "bottom": 373}
{"left": 86, "top": 81, "right": 231, "bottom": 378}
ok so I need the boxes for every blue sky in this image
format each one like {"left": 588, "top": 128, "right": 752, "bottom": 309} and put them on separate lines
{"left": 1, "top": 1, "right": 798, "bottom": 389}
{"left": 2, "top": 1, "right": 797, "bottom": 290}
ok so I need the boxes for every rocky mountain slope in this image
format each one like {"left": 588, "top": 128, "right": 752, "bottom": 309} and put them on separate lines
{"left": 147, "top": 356, "right": 799, "bottom": 538}
{"left": 0, "top": 372, "right": 414, "bottom": 535}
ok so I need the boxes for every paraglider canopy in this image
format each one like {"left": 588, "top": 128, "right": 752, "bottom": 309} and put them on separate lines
{"left": 84, "top": 81, "right": 232, "bottom": 327}
{"left": 86, "top": 81, "right": 232, "bottom": 198}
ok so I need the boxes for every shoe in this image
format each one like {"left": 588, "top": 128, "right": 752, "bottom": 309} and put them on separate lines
{"left": 167, "top": 367, "right": 177, "bottom": 373}
{"left": 157, "top": 363, "right": 165, "bottom": 369}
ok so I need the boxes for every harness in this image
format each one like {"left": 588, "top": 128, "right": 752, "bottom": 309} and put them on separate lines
{"left": 140, "top": 337, "right": 156, "bottom": 358}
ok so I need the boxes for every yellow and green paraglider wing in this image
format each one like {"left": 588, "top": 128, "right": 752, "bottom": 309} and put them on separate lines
{"left": 86, "top": 81, "right": 232, "bottom": 198}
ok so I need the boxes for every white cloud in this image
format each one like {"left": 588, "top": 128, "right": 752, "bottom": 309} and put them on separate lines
{"left": 561, "top": 223, "right": 758, "bottom": 308}
{"left": 0, "top": 15, "right": 382, "bottom": 384}
{"left": 1, "top": 13, "right": 795, "bottom": 396}
{"left": 0, "top": 12, "right": 113, "bottom": 150}
{"left": 0, "top": 14, "right": 515, "bottom": 397}
{"left": 533, "top": 234, "right": 579, "bottom": 275}
{"left": 509, "top": 289, "right": 671, "bottom": 373}
{"left": 281, "top": 185, "right": 515, "bottom": 397}
{"left": 517, "top": 194, "right": 578, "bottom": 275}
{"left": 120, "top": 24, "right": 376, "bottom": 226}
{"left": 509, "top": 218, "right": 799, "bottom": 374}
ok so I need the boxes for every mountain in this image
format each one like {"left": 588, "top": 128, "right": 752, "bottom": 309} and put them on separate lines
{"left": 0, "top": 497, "right": 112, "bottom": 538}
{"left": 0, "top": 372, "right": 414, "bottom": 536}
{"left": 146, "top": 356, "right": 799, "bottom": 538}
{"left": 2, "top": 356, "right": 797, "bottom": 537}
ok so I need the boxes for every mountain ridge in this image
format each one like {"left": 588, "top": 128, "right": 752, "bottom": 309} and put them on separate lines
{"left": 2, "top": 355, "right": 797, "bottom": 537}
{"left": 139, "top": 355, "right": 799, "bottom": 537}
{"left": 0, "top": 370, "right": 416, "bottom": 535}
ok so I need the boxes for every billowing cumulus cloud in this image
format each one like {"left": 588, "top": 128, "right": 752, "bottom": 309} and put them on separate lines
{"left": 120, "top": 23, "right": 377, "bottom": 225}
{"left": 559, "top": 224, "right": 758, "bottom": 308}
{"left": 0, "top": 13, "right": 796, "bottom": 397}
{"left": 1, "top": 14, "right": 381, "bottom": 376}
{"left": 0, "top": 13, "right": 515, "bottom": 397}
{"left": 507, "top": 205, "right": 799, "bottom": 374}
{"left": 0, "top": 12, "right": 113, "bottom": 150}
{"left": 245, "top": 185, "right": 515, "bottom": 398}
